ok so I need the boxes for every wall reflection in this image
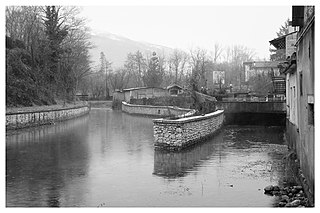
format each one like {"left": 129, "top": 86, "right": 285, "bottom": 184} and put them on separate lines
{"left": 153, "top": 133, "right": 223, "bottom": 178}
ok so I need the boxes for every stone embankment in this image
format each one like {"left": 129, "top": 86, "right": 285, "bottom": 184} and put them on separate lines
{"left": 122, "top": 101, "right": 192, "bottom": 117}
{"left": 6, "top": 104, "right": 90, "bottom": 130}
{"left": 264, "top": 184, "right": 311, "bottom": 207}
{"left": 153, "top": 110, "right": 224, "bottom": 150}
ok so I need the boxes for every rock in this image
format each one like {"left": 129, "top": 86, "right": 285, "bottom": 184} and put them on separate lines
{"left": 290, "top": 199, "right": 301, "bottom": 207}
{"left": 288, "top": 193, "right": 293, "bottom": 197}
{"left": 278, "top": 202, "right": 286, "bottom": 207}
{"left": 272, "top": 191, "right": 281, "bottom": 196}
{"left": 294, "top": 185, "right": 303, "bottom": 190}
{"left": 280, "top": 190, "right": 287, "bottom": 195}
{"left": 285, "top": 203, "right": 292, "bottom": 207}
{"left": 264, "top": 185, "right": 274, "bottom": 193}
{"left": 280, "top": 195, "right": 290, "bottom": 202}
{"left": 292, "top": 188, "right": 299, "bottom": 194}
{"left": 273, "top": 185, "right": 280, "bottom": 191}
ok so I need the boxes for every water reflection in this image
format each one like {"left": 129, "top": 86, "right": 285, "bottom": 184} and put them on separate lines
{"left": 153, "top": 134, "right": 224, "bottom": 178}
{"left": 6, "top": 115, "right": 90, "bottom": 207}
{"left": 6, "top": 109, "right": 287, "bottom": 207}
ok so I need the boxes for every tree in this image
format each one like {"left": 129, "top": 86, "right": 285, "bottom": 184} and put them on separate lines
{"left": 143, "top": 52, "right": 164, "bottom": 87}
{"left": 189, "top": 48, "right": 209, "bottom": 91}
{"left": 109, "top": 68, "right": 129, "bottom": 91}
{"left": 98, "top": 52, "right": 112, "bottom": 98}
{"left": 276, "top": 18, "right": 290, "bottom": 37}
{"left": 124, "top": 51, "right": 147, "bottom": 87}
{"left": 6, "top": 6, "right": 92, "bottom": 106}
{"left": 211, "top": 42, "right": 223, "bottom": 64}
{"left": 168, "top": 49, "right": 189, "bottom": 85}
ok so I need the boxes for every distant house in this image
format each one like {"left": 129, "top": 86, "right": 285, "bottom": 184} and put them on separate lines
{"left": 167, "top": 84, "right": 184, "bottom": 96}
{"left": 205, "top": 70, "right": 225, "bottom": 90}
{"left": 243, "top": 61, "right": 283, "bottom": 82}
{"left": 113, "top": 87, "right": 168, "bottom": 103}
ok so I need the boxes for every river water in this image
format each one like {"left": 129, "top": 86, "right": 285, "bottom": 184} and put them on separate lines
{"left": 6, "top": 108, "right": 288, "bottom": 207}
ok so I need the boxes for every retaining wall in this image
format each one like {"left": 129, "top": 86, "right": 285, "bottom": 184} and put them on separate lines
{"left": 6, "top": 105, "right": 90, "bottom": 130}
{"left": 153, "top": 110, "right": 224, "bottom": 150}
{"left": 121, "top": 101, "right": 192, "bottom": 117}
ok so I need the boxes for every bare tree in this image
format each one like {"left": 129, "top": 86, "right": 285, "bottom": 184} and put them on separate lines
{"left": 211, "top": 42, "right": 223, "bottom": 64}
{"left": 168, "top": 49, "right": 189, "bottom": 85}
{"left": 109, "top": 68, "right": 130, "bottom": 90}
{"left": 124, "top": 51, "right": 147, "bottom": 87}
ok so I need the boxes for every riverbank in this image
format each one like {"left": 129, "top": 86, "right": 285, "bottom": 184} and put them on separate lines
{"left": 6, "top": 102, "right": 90, "bottom": 130}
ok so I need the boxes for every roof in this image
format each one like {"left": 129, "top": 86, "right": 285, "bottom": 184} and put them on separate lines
{"left": 269, "top": 31, "right": 298, "bottom": 49}
{"left": 167, "top": 84, "right": 183, "bottom": 90}
{"left": 122, "top": 87, "right": 166, "bottom": 92}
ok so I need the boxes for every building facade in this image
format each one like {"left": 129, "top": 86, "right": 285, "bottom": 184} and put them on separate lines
{"left": 243, "top": 61, "right": 282, "bottom": 82}
{"left": 282, "top": 6, "right": 314, "bottom": 201}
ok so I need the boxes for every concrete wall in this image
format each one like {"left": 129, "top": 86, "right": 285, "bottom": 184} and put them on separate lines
{"left": 215, "top": 101, "right": 286, "bottom": 113}
{"left": 122, "top": 101, "right": 192, "bottom": 117}
{"left": 6, "top": 105, "right": 90, "bottom": 130}
{"left": 153, "top": 110, "right": 224, "bottom": 150}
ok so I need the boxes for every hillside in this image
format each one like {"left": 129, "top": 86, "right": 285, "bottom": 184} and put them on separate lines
{"left": 89, "top": 32, "right": 173, "bottom": 68}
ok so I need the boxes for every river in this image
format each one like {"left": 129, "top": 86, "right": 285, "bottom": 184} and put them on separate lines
{"left": 6, "top": 108, "right": 288, "bottom": 207}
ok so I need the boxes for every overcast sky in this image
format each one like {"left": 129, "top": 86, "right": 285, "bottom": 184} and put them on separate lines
{"left": 81, "top": 5, "right": 292, "bottom": 60}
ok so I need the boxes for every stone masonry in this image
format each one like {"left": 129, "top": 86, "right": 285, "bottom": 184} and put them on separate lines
{"left": 122, "top": 101, "right": 192, "bottom": 117}
{"left": 6, "top": 105, "right": 90, "bottom": 130}
{"left": 153, "top": 110, "right": 224, "bottom": 150}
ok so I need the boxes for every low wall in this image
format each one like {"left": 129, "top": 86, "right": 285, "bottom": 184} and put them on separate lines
{"left": 121, "top": 101, "right": 192, "bottom": 117}
{"left": 89, "top": 100, "right": 113, "bottom": 108}
{"left": 153, "top": 110, "right": 224, "bottom": 150}
{"left": 6, "top": 105, "right": 90, "bottom": 130}
{"left": 215, "top": 101, "right": 286, "bottom": 113}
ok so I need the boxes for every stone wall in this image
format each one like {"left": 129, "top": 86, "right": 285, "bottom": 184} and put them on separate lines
{"left": 6, "top": 105, "right": 90, "bottom": 130}
{"left": 153, "top": 110, "right": 224, "bottom": 150}
{"left": 121, "top": 101, "right": 192, "bottom": 117}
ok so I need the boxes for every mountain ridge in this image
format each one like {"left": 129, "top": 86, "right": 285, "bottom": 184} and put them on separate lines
{"left": 89, "top": 32, "right": 174, "bottom": 69}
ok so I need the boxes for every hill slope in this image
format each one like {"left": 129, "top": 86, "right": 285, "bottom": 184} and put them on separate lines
{"left": 89, "top": 32, "right": 173, "bottom": 68}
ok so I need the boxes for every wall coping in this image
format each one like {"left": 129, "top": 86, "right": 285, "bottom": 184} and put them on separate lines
{"left": 6, "top": 104, "right": 90, "bottom": 115}
{"left": 153, "top": 110, "right": 224, "bottom": 124}
{"left": 217, "top": 101, "right": 286, "bottom": 103}
{"left": 122, "top": 101, "right": 191, "bottom": 112}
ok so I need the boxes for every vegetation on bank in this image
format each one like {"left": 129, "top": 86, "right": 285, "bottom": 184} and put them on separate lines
{"left": 6, "top": 6, "right": 91, "bottom": 107}
{"left": 6, "top": 101, "right": 88, "bottom": 114}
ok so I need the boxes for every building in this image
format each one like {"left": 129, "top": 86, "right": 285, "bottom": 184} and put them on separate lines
{"left": 206, "top": 70, "right": 225, "bottom": 90}
{"left": 269, "top": 29, "right": 298, "bottom": 96}
{"left": 243, "top": 61, "right": 282, "bottom": 82}
{"left": 282, "top": 6, "right": 314, "bottom": 202}
{"left": 113, "top": 87, "right": 168, "bottom": 103}
{"left": 167, "top": 84, "right": 184, "bottom": 96}
{"left": 269, "top": 30, "right": 298, "bottom": 61}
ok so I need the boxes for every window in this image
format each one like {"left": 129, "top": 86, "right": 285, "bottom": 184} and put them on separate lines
{"left": 300, "top": 72, "right": 303, "bottom": 96}
{"left": 308, "top": 104, "right": 314, "bottom": 125}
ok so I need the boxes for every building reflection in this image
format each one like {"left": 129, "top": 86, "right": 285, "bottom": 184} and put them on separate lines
{"left": 153, "top": 133, "right": 224, "bottom": 178}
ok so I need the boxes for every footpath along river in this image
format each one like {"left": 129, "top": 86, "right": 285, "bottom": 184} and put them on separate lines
{"left": 6, "top": 108, "right": 289, "bottom": 207}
